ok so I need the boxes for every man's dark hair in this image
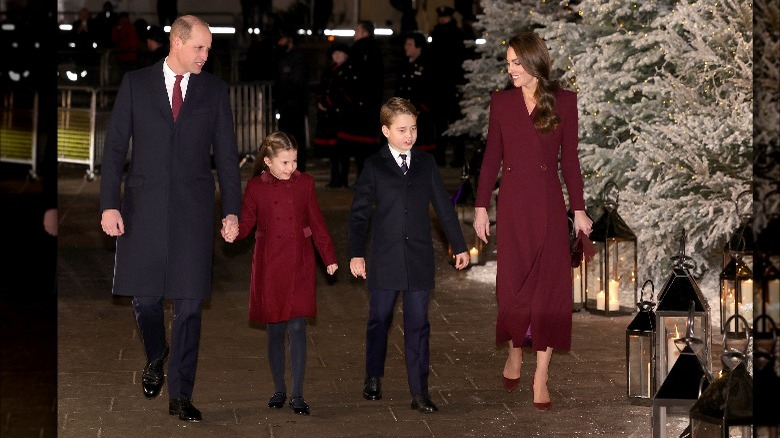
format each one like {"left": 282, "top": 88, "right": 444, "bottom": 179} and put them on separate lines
{"left": 405, "top": 31, "right": 427, "bottom": 49}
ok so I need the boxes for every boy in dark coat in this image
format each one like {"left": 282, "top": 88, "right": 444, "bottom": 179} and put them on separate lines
{"left": 348, "top": 97, "right": 469, "bottom": 413}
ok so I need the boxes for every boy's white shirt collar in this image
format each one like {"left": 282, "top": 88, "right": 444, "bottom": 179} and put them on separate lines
{"left": 387, "top": 144, "right": 411, "bottom": 169}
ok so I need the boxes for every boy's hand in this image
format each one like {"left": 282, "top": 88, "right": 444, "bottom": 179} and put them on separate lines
{"left": 453, "top": 252, "right": 470, "bottom": 270}
{"left": 326, "top": 263, "right": 338, "bottom": 275}
{"left": 350, "top": 257, "right": 367, "bottom": 279}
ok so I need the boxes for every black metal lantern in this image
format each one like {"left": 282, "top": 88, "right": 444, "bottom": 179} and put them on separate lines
{"left": 651, "top": 303, "right": 713, "bottom": 438}
{"left": 655, "top": 230, "right": 712, "bottom": 388}
{"left": 718, "top": 255, "right": 753, "bottom": 334}
{"left": 689, "top": 314, "right": 753, "bottom": 437}
{"left": 626, "top": 279, "right": 656, "bottom": 405}
{"left": 585, "top": 182, "right": 637, "bottom": 316}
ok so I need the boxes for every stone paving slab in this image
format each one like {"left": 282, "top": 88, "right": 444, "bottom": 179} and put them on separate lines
{"left": 50, "top": 159, "right": 731, "bottom": 437}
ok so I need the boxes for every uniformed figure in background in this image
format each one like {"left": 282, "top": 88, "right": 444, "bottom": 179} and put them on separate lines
{"left": 395, "top": 31, "right": 435, "bottom": 153}
{"left": 428, "top": 5, "right": 466, "bottom": 168}
{"left": 334, "top": 20, "right": 385, "bottom": 182}
{"left": 274, "top": 31, "right": 309, "bottom": 172}
{"left": 313, "top": 43, "right": 352, "bottom": 188}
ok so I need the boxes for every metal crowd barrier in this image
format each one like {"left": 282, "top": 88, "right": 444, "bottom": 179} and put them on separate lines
{"left": 0, "top": 90, "right": 38, "bottom": 178}
{"left": 56, "top": 81, "right": 274, "bottom": 180}
{"left": 231, "top": 81, "right": 275, "bottom": 157}
{"left": 57, "top": 86, "right": 115, "bottom": 180}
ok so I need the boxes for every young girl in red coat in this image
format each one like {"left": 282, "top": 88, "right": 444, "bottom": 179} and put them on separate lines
{"left": 228, "top": 131, "right": 338, "bottom": 415}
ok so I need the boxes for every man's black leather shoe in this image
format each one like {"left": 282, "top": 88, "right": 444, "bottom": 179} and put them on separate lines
{"left": 362, "top": 375, "right": 382, "bottom": 400}
{"left": 411, "top": 393, "right": 438, "bottom": 413}
{"left": 141, "top": 347, "right": 169, "bottom": 399}
{"left": 169, "top": 397, "right": 202, "bottom": 422}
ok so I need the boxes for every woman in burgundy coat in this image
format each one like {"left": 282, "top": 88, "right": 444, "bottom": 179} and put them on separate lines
{"left": 473, "top": 32, "right": 593, "bottom": 410}
{"left": 233, "top": 131, "right": 338, "bottom": 415}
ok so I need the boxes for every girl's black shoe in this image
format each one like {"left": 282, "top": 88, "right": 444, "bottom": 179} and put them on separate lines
{"left": 288, "top": 396, "right": 310, "bottom": 415}
{"left": 268, "top": 392, "right": 286, "bottom": 409}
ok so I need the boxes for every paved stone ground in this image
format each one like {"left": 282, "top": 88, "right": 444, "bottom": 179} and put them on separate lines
{"left": 50, "top": 157, "right": 724, "bottom": 438}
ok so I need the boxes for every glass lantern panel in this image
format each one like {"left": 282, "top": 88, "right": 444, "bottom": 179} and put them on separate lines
{"left": 572, "top": 264, "right": 585, "bottom": 309}
{"left": 658, "top": 315, "right": 707, "bottom": 383}
{"left": 652, "top": 405, "right": 691, "bottom": 438}
{"left": 737, "top": 279, "right": 753, "bottom": 329}
{"left": 586, "top": 242, "right": 605, "bottom": 309}
{"left": 721, "top": 278, "right": 737, "bottom": 332}
{"left": 762, "top": 278, "right": 780, "bottom": 327}
{"left": 608, "top": 239, "right": 637, "bottom": 312}
{"left": 627, "top": 333, "right": 653, "bottom": 400}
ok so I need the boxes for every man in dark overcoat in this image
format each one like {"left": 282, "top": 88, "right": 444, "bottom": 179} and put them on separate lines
{"left": 335, "top": 20, "right": 385, "bottom": 180}
{"left": 428, "top": 5, "right": 467, "bottom": 167}
{"left": 395, "top": 31, "right": 435, "bottom": 153}
{"left": 99, "top": 15, "right": 242, "bottom": 423}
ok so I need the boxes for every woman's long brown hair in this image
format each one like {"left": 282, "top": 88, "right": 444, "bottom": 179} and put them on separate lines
{"left": 508, "top": 32, "right": 560, "bottom": 133}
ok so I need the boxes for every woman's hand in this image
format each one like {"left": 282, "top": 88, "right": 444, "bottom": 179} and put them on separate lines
{"left": 572, "top": 210, "right": 592, "bottom": 236}
{"left": 473, "top": 207, "right": 490, "bottom": 244}
{"left": 326, "top": 264, "right": 338, "bottom": 275}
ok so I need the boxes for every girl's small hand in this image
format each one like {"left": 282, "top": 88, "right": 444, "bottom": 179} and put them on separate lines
{"left": 326, "top": 264, "right": 338, "bottom": 275}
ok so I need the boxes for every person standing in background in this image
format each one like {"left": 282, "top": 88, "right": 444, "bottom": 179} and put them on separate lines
{"left": 395, "top": 31, "right": 435, "bottom": 154}
{"left": 335, "top": 20, "right": 384, "bottom": 181}
{"left": 428, "top": 5, "right": 466, "bottom": 168}
{"left": 100, "top": 15, "right": 242, "bottom": 423}
{"left": 313, "top": 43, "right": 351, "bottom": 188}
{"left": 274, "top": 31, "right": 309, "bottom": 172}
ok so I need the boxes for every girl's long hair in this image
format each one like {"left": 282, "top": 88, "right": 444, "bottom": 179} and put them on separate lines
{"left": 252, "top": 131, "right": 298, "bottom": 177}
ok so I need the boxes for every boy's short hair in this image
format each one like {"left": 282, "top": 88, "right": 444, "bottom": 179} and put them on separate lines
{"left": 380, "top": 97, "right": 418, "bottom": 128}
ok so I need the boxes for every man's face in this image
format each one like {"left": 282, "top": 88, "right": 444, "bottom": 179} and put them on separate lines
{"left": 404, "top": 38, "right": 420, "bottom": 60}
{"left": 172, "top": 24, "right": 211, "bottom": 74}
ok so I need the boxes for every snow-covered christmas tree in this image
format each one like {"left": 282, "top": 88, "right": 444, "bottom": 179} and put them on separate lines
{"left": 453, "top": 0, "right": 753, "bottom": 326}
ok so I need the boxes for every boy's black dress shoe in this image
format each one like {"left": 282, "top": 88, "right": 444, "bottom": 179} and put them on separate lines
{"left": 141, "top": 346, "right": 169, "bottom": 399}
{"left": 268, "top": 392, "right": 286, "bottom": 409}
{"left": 169, "top": 397, "right": 202, "bottom": 422}
{"left": 411, "top": 394, "right": 438, "bottom": 413}
{"left": 362, "top": 375, "right": 382, "bottom": 400}
{"left": 288, "top": 396, "right": 310, "bottom": 415}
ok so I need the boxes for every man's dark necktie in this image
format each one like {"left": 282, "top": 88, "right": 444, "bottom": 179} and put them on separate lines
{"left": 172, "top": 74, "right": 183, "bottom": 122}
{"left": 400, "top": 153, "right": 408, "bottom": 174}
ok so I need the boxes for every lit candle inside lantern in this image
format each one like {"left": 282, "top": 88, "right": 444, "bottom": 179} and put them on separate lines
{"left": 573, "top": 269, "right": 582, "bottom": 303}
{"left": 596, "top": 290, "right": 605, "bottom": 311}
{"left": 469, "top": 247, "right": 479, "bottom": 264}
{"left": 647, "top": 362, "right": 651, "bottom": 397}
{"left": 741, "top": 279, "right": 753, "bottom": 306}
{"left": 723, "top": 291, "right": 735, "bottom": 328}
{"left": 668, "top": 325, "right": 681, "bottom": 371}
{"left": 608, "top": 279, "right": 620, "bottom": 311}
{"left": 609, "top": 294, "right": 620, "bottom": 311}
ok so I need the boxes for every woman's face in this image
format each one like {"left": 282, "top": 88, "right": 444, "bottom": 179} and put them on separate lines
{"left": 506, "top": 47, "right": 536, "bottom": 89}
